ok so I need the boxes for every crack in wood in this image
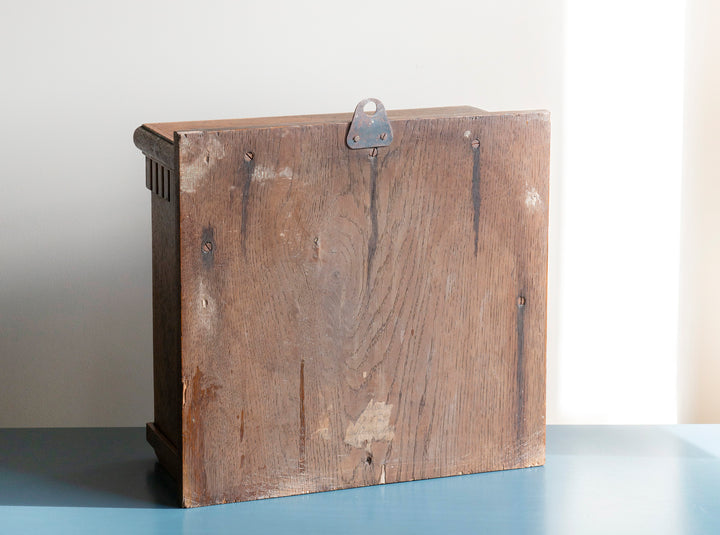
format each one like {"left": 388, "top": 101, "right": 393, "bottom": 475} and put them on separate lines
{"left": 516, "top": 295, "right": 526, "bottom": 443}
{"left": 240, "top": 157, "right": 254, "bottom": 255}
{"left": 471, "top": 141, "right": 481, "bottom": 256}
{"left": 366, "top": 154, "right": 379, "bottom": 290}
{"left": 299, "top": 359, "right": 306, "bottom": 473}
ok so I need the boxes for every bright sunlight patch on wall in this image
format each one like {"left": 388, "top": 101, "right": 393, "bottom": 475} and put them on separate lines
{"left": 557, "top": 1, "right": 685, "bottom": 423}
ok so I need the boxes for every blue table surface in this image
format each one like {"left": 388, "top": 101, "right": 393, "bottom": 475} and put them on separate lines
{"left": 1, "top": 425, "right": 719, "bottom": 534}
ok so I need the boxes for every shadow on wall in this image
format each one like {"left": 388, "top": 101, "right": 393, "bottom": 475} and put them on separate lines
{"left": 0, "top": 259, "right": 153, "bottom": 427}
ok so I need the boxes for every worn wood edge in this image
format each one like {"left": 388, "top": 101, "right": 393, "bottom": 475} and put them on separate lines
{"left": 182, "top": 458, "right": 547, "bottom": 507}
{"left": 146, "top": 422, "right": 181, "bottom": 487}
{"left": 540, "top": 113, "right": 551, "bottom": 457}
{"left": 174, "top": 132, "right": 193, "bottom": 509}
{"left": 144, "top": 107, "right": 550, "bottom": 143}
{"left": 134, "top": 126, "right": 176, "bottom": 169}
{"left": 144, "top": 106, "right": 480, "bottom": 141}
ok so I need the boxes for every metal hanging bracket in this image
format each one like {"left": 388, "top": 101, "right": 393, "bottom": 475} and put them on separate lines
{"left": 346, "top": 98, "right": 393, "bottom": 150}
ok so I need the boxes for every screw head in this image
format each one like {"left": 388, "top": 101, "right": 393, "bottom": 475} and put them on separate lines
{"left": 352, "top": 135, "right": 360, "bottom": 143}
{"left": 379, "top": 132, "right": 387, "bottom": 141}
{"left": 471, "top": 139, "right": 480, "bottom": 149}
{"left": 202, "top": 241, "right": 213, "bottom": 254}
{"left": 244, "top": 151, "right": 254, "bottom": 162}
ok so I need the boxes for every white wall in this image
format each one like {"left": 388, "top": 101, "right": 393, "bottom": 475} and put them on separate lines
{"left": 555, "top": 1, "right": 685, "bottom": 423}
{"left": 2, "top": 0, "right": 715, "bottom": 428}
{"left": 678, "top": 0, "right": 720, "bottom": 423}
{"left": 0, "top": 0, "right": 565, "bottom": 426}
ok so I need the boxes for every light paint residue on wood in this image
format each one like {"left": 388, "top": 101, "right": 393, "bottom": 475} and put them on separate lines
{"left": 445, "top": 273, "right": 456, "bottom": 298}
{"left": 477, "top": 290, "right": 490, "bottom": 323}
{"left": 344, "top": 400, "right": 394, "bottom": 451}
{"left": 197, "top": 280, "right": 217, "bottom": 334}
{"left": 253, "top": 165, "right": 293, "bottom": 182}
{"left": 525, "top": 185, "right": 542, "bottom": 210}
{"left": 181, "top": 136, "right": 226, "bottom": 193}
{"left": 312, "top": 415, "right": 331, "bottom": 441}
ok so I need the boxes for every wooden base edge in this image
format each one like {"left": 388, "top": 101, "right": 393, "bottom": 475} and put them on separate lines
{"left": 146, "top": 422, "right": 181, "bottom": 484}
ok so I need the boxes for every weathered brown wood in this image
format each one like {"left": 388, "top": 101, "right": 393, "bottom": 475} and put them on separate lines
{"left": 146, "top": 422, "right": 181, "bottom": 483}
{"left": 148, "top": 160, "right": 182, "bottom": 471}
{"left": 142, "top": 106, "right": 488, "bottom": 143}
{"left": 134, "top": 126, "right": 175, "bottom": 169}
{"left": 137, "top": 106, "right": 550, "bottom": 508}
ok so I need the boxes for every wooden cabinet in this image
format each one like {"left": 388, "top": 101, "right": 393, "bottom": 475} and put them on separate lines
{"left": 133, "top": 103, "right": 550, "bottom": 507}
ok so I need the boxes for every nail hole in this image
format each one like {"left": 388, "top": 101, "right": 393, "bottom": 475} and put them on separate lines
{"left": 366, "top": 455, "right": 373, "bottom": 465}
{"left": 471, "top": 139, "right": 480, "bottom": 149}
{"left": 202, "top": 241, "right": 213, "bottom": 254}
{"left": 204, "top": 154, "right": 210, "bottom": 164}
{"left": 244, "top": 151, "right": 254, "bottom": 162}
{"left": 517, "top": 296, "right": 526, "bottom": 307}
{"left": 363, "top": 101, "right": 377, "bottom": 115}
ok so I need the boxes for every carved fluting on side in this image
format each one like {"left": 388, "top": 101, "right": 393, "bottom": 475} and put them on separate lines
{"left": 145, "top": 156, "right": 172, "bottom": 201}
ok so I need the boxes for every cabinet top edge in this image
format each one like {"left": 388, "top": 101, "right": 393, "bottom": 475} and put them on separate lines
{"left": 139, "top": 107, "right": 550, "bottom": 143}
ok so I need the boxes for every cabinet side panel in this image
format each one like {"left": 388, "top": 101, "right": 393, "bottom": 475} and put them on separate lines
{"left": 150, "top": 165, "right": 182, "bottom": 462}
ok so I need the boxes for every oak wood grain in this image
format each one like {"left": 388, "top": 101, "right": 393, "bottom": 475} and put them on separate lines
{"left": 159, "top": 109, "right": 551, "bottom": 507}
